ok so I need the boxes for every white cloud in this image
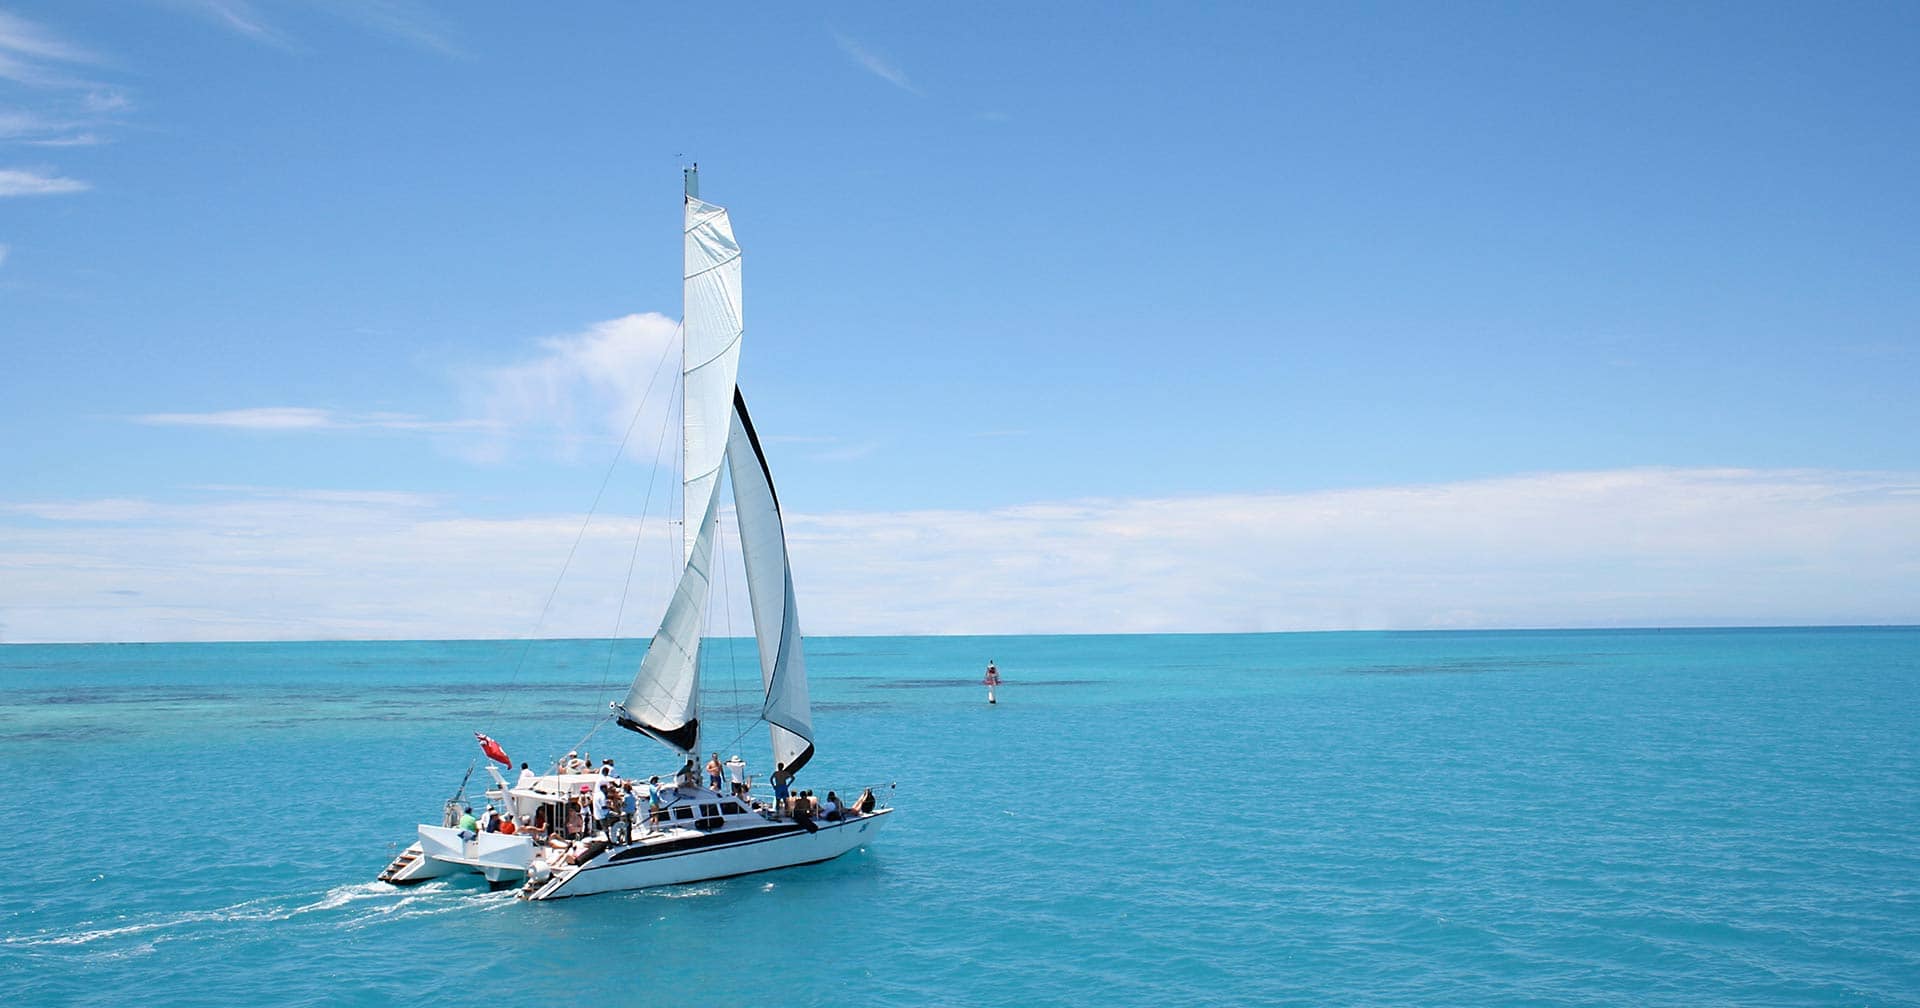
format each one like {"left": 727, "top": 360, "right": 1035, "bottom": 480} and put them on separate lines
{"left": 127, "top": 314, "right": 676, "bottom": 461}
{"left": 137, "top": 406, "right": 338, "bottom": 430}
{"left": 833, "top": 33, "right": 921, "bottom": 95}
{"left": 464, "top": 312, "right": 682, "bottom": 463}
{"left": 134, "top": 407, "right": 500, "bottom": 434}
{"left": 0, "top": 168, "right": 88, "bottom": 196}
{"left": 1, "top": 468, "right": 1914, "bottom": 643}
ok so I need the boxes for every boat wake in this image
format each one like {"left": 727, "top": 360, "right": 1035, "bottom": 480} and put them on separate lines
{"left": 4, "top": 879, "right": 510, "bottom": 951}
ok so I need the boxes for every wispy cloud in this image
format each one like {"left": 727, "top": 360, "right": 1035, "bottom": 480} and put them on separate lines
{"left": 134, "top": 406, "right": 500, "bottom": 434}
{"left": 2, "top": 468, "right": 1915, "bottom": 642}
{"left": 165, "top": 0, "right": 288, "bottom": 46}
{"left": 833, "top": 32, "right": 921, "bottom": 95}
{"left": 167, "top": 0, "right": 462, "bottom": 55}
{"left": 23, "top": 131, "right": 103, "bottom": 148}
{"left": 127, "top": 314, "right": 680, "bottom": 462}
{"left": 0, "top": 168, "right": 89, "bottom": 196}
{"left": 0, "top": 10, "right": 120, "bottom": 195}
{"left": 0, "top": 10, "right": 99, "bottom": 84}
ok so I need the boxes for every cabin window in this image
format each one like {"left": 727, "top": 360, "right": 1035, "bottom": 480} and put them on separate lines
{"left": 700, "top": 804, "right": 720, "bottom": 818}
{"left": 720, "top": 802, "right": 743, "bottom": 815}
{"left": 672, "top": 807, "right": 694, "bottom": 821}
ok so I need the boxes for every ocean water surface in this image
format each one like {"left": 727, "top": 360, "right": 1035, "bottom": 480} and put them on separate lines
{"left": 2, "top": 628, "right": 1917, "bottom": 1006}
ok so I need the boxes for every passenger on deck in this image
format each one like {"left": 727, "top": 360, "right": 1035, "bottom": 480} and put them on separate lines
{"left": 457, "top": 806, "right": 478, "bottom": 839}
{"left": 822, "top": 792, "right": 843, "bottom": 822}
{"left": 622, "top": 785, "right": 638, "bottom": 831}
{"left": 480, "top": 806, "right": 500, "bottom": 832}
{"left": 771, "top": 763, "right": 792, "bottom": 816}
{"left": 726, "top": 755, "right": 748, "bottom": 798}
{"left": 791, "top": 797, "right": 818, "bottom": 833}
{"left": 601, "top": 758, "right": 615, "bottom": 776}
{"left": 676, "top": 758, "right": 697, "bottom": 789}
{"left": 564, "top": 798, "right": 585, "bottom": 839}
{"left": 706, "top": 753, "right": 724, "bottom": 791}
{"left": 647, "top": 776, "right": 663, "bottom": 824}
{"left": 499, "top": 814, "right": 517, "bottom": 836}
{"left": 854, "top": 788, "right": 876, "bottom": 815}
{"left": 517, "top": 762, "right": 536, "bottom": 789}
{"left": 589, "top": 783, "right": 609, "bottom": 834}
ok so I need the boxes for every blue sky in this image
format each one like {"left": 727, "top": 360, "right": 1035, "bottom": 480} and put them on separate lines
{"left": 2, "top": 2, "right": 1917, "bottom": 641}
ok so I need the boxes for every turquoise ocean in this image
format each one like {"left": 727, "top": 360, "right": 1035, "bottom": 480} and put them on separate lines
{"left": 2, "top": 628, "right": 1917, "bottom": 1006}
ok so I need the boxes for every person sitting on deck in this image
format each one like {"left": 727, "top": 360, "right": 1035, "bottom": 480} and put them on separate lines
{"left": 457, "top": 806, "right": 478, "bottom": 840}
{"left": 791, "top": 796, "right": 818, "bottom": 833}
{"left": 676, "top": 758, "right": 697, "bottom": 789}
{"left": 498, "top": 814, "right": 517, "bottom": 836}
{"left": 822, "top": 792, "right": 843, "bottom": 822}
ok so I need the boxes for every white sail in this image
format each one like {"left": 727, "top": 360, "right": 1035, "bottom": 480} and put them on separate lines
{"left": 613, "top": 172, "right": 742, "bottom": 754}
{"left": 727, "top": 390, "right": 815, "bottom": 774}
{"left": 681, "top": 191, "right": 744, "bottom": 563}
{"left": 614, "top": 490, "right": 717, "bottom": 753}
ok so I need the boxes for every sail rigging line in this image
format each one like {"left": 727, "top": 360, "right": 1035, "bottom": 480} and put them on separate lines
{"left": 712, "top": 504, "right": 748, "bottom": 748}
{"left": 597, "top": 364, "right": 687, "bottom": 694}
{"left": 484, "top": 319, "right": 682, "bottom": 722}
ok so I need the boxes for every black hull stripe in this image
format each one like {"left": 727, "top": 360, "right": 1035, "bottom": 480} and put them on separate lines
{"left": 537, "top": 850, "right": 853, "bottom": 901}
{"left": 543, "top": 812, "right": 888, "bottom": 894}
{"left": 609, "top": 823, "right": 803, "bottom": 861}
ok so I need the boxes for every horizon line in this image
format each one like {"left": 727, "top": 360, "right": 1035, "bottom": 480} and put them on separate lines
{"left": 4, "top": 622, "right": 1915, "bottom": 647}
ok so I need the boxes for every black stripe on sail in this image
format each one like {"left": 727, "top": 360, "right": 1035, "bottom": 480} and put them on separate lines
{"left": 615, "top": 714, "right": 700, "bottom": 754}
{"left": 732, "top": 388, "right": 781, "bottom": 512}
{"left": 735, "top": 389, "right": 814, "bottom": 771}
{"left": 782, "top": 741, "right": 815, "bottom": 776}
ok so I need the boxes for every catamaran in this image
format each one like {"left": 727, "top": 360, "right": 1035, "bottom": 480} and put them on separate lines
{"left": 377, "top": 167, "right": 892, "bottom": 900}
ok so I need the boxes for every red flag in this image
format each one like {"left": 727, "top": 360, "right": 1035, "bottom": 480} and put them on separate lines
{"left": 475, "top": 732, "right": 510, "bottom": 767}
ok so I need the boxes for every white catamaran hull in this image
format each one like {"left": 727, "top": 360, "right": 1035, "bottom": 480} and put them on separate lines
{"left": 525, "top": 810, "right": 890, "bottom": 900}
{"left": 380, "top": 826, "right": 536, "bottom": 887}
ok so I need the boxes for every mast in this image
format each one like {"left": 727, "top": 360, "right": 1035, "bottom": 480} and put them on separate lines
{"left": 614, "top": 166, "right": 744, "bottom": 756}
{"left": 680, "top": 162, "right": 697, "bottom": 562}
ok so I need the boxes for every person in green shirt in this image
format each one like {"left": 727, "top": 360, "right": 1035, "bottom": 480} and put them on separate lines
{"left": 457, "top": 807, "right": 478, "bottom": 837}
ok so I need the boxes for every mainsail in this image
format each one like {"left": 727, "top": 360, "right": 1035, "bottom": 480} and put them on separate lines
{"left": 727, "top": 390, "right": 815, "bottom": 774}
{"left": 614, "top": 489, "right": 716, "bottom": 751}
{"left": 614, "top": 167, "right": 744, "bottom": 754}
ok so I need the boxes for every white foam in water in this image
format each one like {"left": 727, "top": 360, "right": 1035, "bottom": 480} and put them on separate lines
{"left": 8, "top": 882, "right": 418, "bottom": 948}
